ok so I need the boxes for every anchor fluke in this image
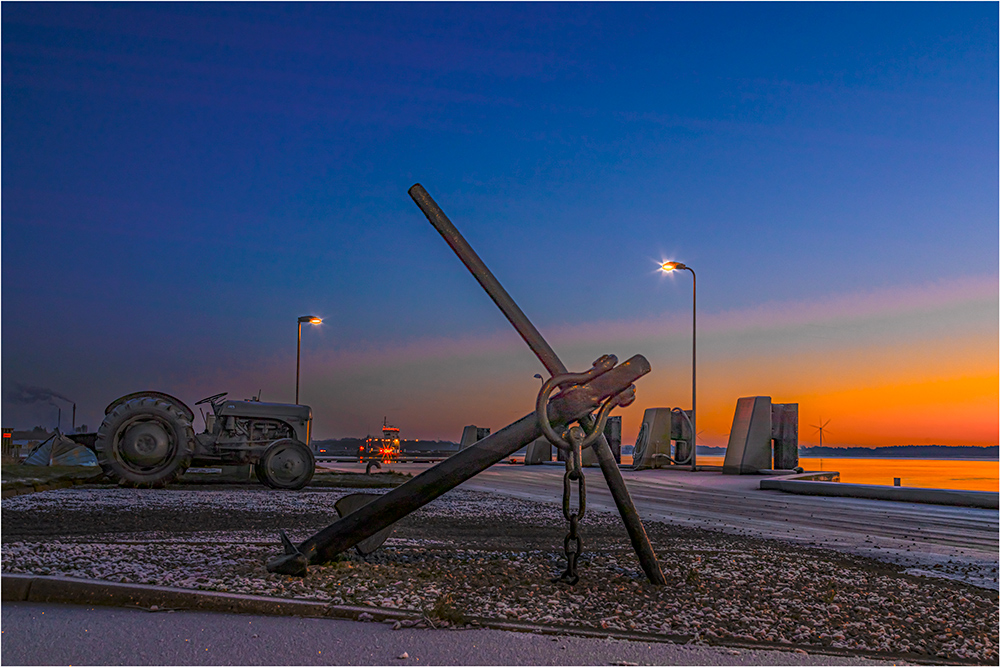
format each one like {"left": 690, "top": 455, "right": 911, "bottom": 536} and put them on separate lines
{"left": 267, "top": 530, "right": 309, "bottom": 576}
{"left": 279, "top": 529, "right": 299, "bottom": 555}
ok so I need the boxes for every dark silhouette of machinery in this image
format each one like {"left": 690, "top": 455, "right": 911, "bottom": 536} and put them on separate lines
{"left": 94, "top": 390, "right": 314, "bottom": 489}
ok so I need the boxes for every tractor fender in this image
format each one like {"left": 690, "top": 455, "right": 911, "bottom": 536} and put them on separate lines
{"left": 104, "top": 391, "right": 195, "bottom": 422}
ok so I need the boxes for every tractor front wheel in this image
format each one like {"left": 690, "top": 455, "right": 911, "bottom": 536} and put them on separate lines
{"left": 258, "top": 439, "right": 314, "bottom": 490}
{"left": 254, "top": 461, "right": 274, "bottom": 488}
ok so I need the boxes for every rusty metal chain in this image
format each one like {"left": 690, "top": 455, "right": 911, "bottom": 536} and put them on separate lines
{"left": 555, "top": 426, "right": 586, "bottom": 585}
{"left": 534, "top": 357, "right": 639, "bottom": 586}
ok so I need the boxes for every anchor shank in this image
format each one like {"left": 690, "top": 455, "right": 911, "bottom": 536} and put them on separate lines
{"left": 408, "top": 183, "right": 567, "bottom": 377}
{"left": 288, "top": 355, "right": 651, "bottom": 567}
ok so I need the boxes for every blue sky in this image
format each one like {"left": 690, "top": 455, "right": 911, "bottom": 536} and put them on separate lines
{"left": 3, "top": 3, "right": 996, "bottom": 444}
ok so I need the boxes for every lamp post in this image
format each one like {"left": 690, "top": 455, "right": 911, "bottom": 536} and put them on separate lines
{"left": 660, "top": 261, "right": 696, "bottom": 470}
{"left": 296, "top": 315, "right": 322, "bottom": 405}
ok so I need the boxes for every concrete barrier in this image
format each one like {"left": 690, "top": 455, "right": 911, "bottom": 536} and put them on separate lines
{"left": 524, "top": 437, "right": 551, "bottom": 465}
{"left": 723, "top": 397, "right": 772, "bottom": 474}
{"left": 759, "top": 478, "right": 998, "bottom": 509}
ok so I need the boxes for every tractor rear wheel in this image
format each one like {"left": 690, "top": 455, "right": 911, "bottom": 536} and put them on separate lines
{"left": 258, "top": 439, "right": 314, "bottom": 490}
{"left": 96, "top": 397, "right": 195, "bottom": 487}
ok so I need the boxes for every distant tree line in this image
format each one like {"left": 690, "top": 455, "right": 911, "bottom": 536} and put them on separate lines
{"left": 800, "top": 445, "right": 999, "bottom": 459}
{"left": 312, "top": 437, "right": 461, "bottom": 455}
{"left": 630, "top": 444, "right": 999, "bottom": 460}
{"left": 313, "top": 440, "right": 997, "bottom": 460}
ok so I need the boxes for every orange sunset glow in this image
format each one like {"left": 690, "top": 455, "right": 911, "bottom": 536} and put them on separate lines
{"left": 198, "top": 276, "right": 997, "bottom": 450}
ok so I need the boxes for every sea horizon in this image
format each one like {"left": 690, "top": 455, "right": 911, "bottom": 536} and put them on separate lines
{"left": 692, "top": 444, "right": 999, "bottom": 461}
{"left": 694, "top": 455, "right": 999, "bottom": 493}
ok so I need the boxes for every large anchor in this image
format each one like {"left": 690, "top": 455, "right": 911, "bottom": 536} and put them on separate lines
{"left": 266, "top": 185, "right": 665, "bottom": 586}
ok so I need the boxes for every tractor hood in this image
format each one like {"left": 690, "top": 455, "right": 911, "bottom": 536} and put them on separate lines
{"left": 218, "top": 400, "right": 312, "bottom": 423}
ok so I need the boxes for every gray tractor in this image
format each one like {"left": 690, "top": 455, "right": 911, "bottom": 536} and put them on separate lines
{"left": 94, "top": 390, "right": 315, "bottom": 489}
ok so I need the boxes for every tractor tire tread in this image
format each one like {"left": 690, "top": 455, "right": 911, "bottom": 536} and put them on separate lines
{"left": 95, "top": 397, "right": 194, "bottom": 488}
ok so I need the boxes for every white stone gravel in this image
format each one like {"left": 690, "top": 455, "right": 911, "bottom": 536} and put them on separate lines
{"left": 2, "top": 485, "right": 997, "bottom": 663}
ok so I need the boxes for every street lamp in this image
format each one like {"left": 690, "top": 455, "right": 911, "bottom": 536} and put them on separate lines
{"left": 296, "top": 315, "right": 322, "bottom": 404}
{"left": 660, "top": 261, "right": 697, "bottom": 470}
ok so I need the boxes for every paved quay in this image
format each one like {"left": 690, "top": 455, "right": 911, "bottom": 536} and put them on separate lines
{"left": 320, "top": 460, "right": 1000, "bottom": 590}
{"left": 0, "top": 601, "right": 901, "bottom": 666}
{"left": 3, "top": 464, "right": 997, "bottom": 664}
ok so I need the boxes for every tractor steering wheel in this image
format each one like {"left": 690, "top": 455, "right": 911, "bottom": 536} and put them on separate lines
{"left": 195, "top": 392, "right": 228, "bottom": 406}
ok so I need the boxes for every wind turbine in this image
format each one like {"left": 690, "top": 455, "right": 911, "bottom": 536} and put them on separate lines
{"left": 811, "top": 418, "right": 831, "bottom": 470}
{"left": 811, "top": 418, "right": 831, "bottom": 446}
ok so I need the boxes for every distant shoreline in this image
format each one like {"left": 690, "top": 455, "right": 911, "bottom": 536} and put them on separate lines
{"left": 692, "top": 444, "right": 999, "bottom": 461}
{"left": 14, "top": 429, "right": 999, "bottom": 463}
{"left": 797, "top": 455, "right": 999, "bottom": 461}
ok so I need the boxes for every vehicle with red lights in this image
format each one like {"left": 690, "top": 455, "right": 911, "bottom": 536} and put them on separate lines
{"left": 360, "top": 421, "right": 401, "bottom": 465}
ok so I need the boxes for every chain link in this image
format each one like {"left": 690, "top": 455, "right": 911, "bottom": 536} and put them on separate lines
{"left": 534, "top": 357, "right": 636, "bottom": 586}
{"left": 555, "top": 427, "right": 586, "bottom": 585}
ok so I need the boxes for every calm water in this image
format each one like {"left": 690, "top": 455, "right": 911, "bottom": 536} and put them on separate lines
{"left": 701, "top": 455, "right": 998, "bottom": 492}
{"left": 618, "top": 455, "right": 999, "bottom": 492}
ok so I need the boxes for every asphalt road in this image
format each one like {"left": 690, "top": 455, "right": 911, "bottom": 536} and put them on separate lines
{"left": 1, "top": 602, "right": 894, "bottom": 666}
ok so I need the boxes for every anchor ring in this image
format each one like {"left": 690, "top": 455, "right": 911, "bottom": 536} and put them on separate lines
{"left": 535, "top": 355, "right": 636, "bottom": 452}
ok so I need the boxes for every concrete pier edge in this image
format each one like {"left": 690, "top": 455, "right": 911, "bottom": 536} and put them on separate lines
{"left": 0, "top": 573, "right": 972, "bottom": 665}
{"left": 760, "top": 477, "right": 998, "bottom": 509}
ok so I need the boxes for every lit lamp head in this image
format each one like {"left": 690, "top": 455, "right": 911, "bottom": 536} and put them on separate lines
{"left": 660, "top": 261, "right": 687, "bottom": 272}
{"left": 298, "top": 315, "right": 322, "bottom": 325}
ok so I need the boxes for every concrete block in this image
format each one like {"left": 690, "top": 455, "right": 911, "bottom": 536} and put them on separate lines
{"left": 771, "top": 403, "right": 799, "bottom": 469}
{"left": 723, "top": 397, "right": 772, "bottom": 474}
{"left": 460, "top": 426, "right": 489, "bottom": 450}
{"left": 632, "top": 408, "right": 673, "bottom": 470}
{"left": 524, "top": 437, "right": 551, "bottom": 465}
{"left": 604, "top": 416, "right": 622, "bottom": 464}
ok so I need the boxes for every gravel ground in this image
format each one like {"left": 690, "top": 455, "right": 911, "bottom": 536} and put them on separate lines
{"left": 2, "top": 484, "right": 997, "bottom": 664}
